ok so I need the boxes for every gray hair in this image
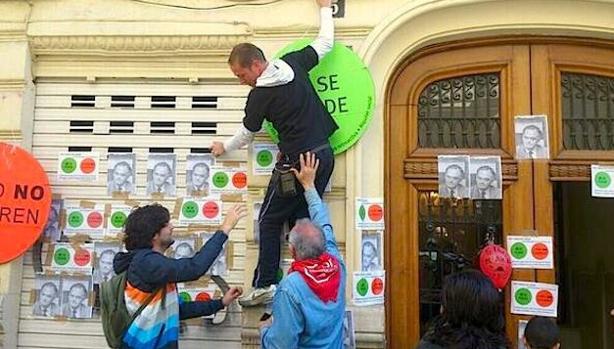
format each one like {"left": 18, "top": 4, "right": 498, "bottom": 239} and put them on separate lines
{"left": 288, "top": 218, "right": 326, "bottom": 260}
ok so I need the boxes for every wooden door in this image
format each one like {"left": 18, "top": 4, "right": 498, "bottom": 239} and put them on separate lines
{"left": 386, "top": 40, "right": 614, "bottom": 348}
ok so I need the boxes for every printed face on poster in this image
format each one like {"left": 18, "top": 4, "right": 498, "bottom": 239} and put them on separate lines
{"left": 107, "top": 153, "right": 137, "bottom": 195}
{"left": 146, "top": 154, "right": 177, "bottom": 196}
{"left": 57, "top": 152, "right": 100, "bottom": 182}
{"left": 186, "top": 154, "right": 214, "bottom": 196}
{"left": 352, "top": 271, "right": 385, "bottom": 306}
{"left": 438, "top": 155, "right": 470, "bottom": 199}
{"left": 514, "top": 115, "right": 550, "bottom": 160}
{"left": 43, "top": 199, "right": 63, "bottom": 242}
{"left": 469, "top": 156, "right": 502, "bottom": 200}
{"left": 179, "top": 198, "right": 222, "bottom": 225}
{"left": 93, "top": 242, "right": 121, "bottom": 284}
{"left": 252, "top": 143, "right": 279, "bottom": 175}
{"left": 32, "top": 275, "right": 61, "bottom": 317}
{"left": 209, "top": 166, "right": 248, "bottom": 194}
{"left": 170, "top": 237, "right": 196, "bottom": 259}
{"left": 361, "top": 230, "right": 383, "bottom": 272}
{"left": 511, "top": 281, "right": 558, "bottom": 318}
{"left": 201, "top": 232, "right": 228, "bottom": 276}
{"left": 64, "top": 205, "right": 105, "bottom": 239}
{"left": 355, "top": 198, "right": 384, "bottom": 230}
{"left": 60, "top": 276, "right": 93, "bottom": 319}
{"left": 591, "top": 164, "right": 614, "bottom": 197}
{"left": 507, "top": 235, "right": 553, "bottom": 269}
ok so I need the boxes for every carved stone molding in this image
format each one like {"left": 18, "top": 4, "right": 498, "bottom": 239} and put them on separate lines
{"left": 404, "top": 158, "right": 518, "bottom": 181}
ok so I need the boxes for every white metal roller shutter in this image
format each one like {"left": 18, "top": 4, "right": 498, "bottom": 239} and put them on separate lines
{"left": 19, "top": 79, "right": 251, "bottom": 349}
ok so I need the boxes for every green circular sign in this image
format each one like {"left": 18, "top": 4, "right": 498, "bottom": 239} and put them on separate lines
{"left": 54, "top": 247, "right": 70, "bottom": 265}
{"left": 510, "top": 242, "right": 528, "bottom": 259}
{"left": 182, "top": 201, "right": 199, "bottom": 219}
{"left": 61, "top": 158, "right": 77, "bottom": 174}
{"left": 263, "top": 40, "right": 375, "bottom": 155}
{"left": 68, "top": 211, "right": 84, "bottom": 228}
{"left": 257, "top": 150, "right": 274, "bottom": 167}
{"left": 515, "top": 288, "right": 532, "bottom": 305}
{"left": 356, "top": 278, "right": 369, "bottom": 297}
{"left": 594, "top": 171, "right": 611, "bottom": 189}
{"left": 212, "top": 172, "right": 229, "bottom": 188}
{"left": 110, "top": 211, "right": 127, "bottom": 229}
{"left": 179, "top": 291, "right": 192, "bottom": 302}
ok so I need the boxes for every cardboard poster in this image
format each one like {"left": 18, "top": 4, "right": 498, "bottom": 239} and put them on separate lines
{"left": 105, "top": 205, "right": 132, "bottom": 238}
{"left": 591, "top": 164, "right": 614, "bottom": 197}
{"left": 438, "top": 155, "right": 470, "bottom": 199}
{"left": 361, "top": 230, "right": 383, "bottom": 272}
{"left": 57, "top": 152, "right": 99, "bottom": 182}
{"left": 179, "top": 198, "right": 222, "bottom": 225}
{"left": 107, "top": 153, "right": 137, "bottom": 195}
{"left": 32, "top": 274, "right": 61, "bottom": 317}
{"left": 507, "top": 235, "right": 553, "bottom": 269}
{"left": 186, "top": 154, "right": 214, "bottom": 196}
{"left": 209, "top": 167, "right": 248, "bottom": 194}
{"left": 177, "top": 285, "right": 217, "bottom": 319}
{"left": 200, "top": 232, "right": 228, "bottom": 276}
{"left": 514, "top": 115, "right": 550, "bottom": 160}
{"left": 60, "top": 276, "right": 93, "bottom": 319}
{"left": 511, "top": 281, "right": 558, "bottom": 317}
{"left": 169, "top": 237, "right": 196, "bottom": 259}
{"left": 252, "top": 143, "right": 279, "bottom": 175}
{"left": 64, "top": 205, "right": 106, "bottom": 239}
{"left": 352, "top": 270, "right": 385, "bottom": 306}
{"left": 355, "top": 198, "right": 384, "bottom": 230}
{"left": 50, "top": 243, "right": 94, "bottom": 273}
{"left": 93, "top": 242, "right": 121, "bottom": 284}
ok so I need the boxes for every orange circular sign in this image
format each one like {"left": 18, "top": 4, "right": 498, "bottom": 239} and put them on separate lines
{"left": 195, "top": 292, "right": 211, "bottom": 301}
{"left": 531, "top": 243, "right": 549, "bottom": 260}
{"left": 80, "top": 157, "right": 96, "bottom": 174}
{"left": 372, "top": 277, "right": 384, "bottom": 295}
{"left": 0, "top": 143, "right": 51, "bottom": 263}
{"left": 368, "top": 204, "right": 383, "bottom": 222}
{"left": 536, "top": 289, "right": 554, "bottom": 307}
{"left": 232, "top": 172, "right": 247, "bottom": 189}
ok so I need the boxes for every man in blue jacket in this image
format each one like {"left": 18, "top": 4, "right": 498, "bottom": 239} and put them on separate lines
{"left": 113, "top": 203, "right": 246, "bottom": 349}
{"left": 259, "top": 152, "right": 346, "bottom": 348}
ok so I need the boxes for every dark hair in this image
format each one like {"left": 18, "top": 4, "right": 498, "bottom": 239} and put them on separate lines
{"left": 41, "top": 282, "right": 58, "bottom": 294}
{"left": 445, "top": 164, "right": 465, "bottom": 177}
{"left": 113, "top": 160, "right": 132, "bottom": 173}
{"left": 524, "top": 316, "right": 559, "bottom": 349}
{"left": 422, "top": 270, "right": 509, "bottom": 349}
{"left": 123, "top": 204, "right": 170, "bottom": 251}
{"left": 68, "top": 282, "right": 88, "bottom": 296}
{"left": 522, "top": 125, "right": 543, "bottom": 138}
{"left": 228, "top": 43, "right": 266, "bottom": 67}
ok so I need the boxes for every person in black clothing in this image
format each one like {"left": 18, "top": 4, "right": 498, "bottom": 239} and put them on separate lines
{"left": 416, "top": 270, "right": 509, "bottom": 349}
{"left": 210, "top": 0, "right": 336, "bottom": 306}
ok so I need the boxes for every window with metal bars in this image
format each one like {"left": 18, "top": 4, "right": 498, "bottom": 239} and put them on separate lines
{"left": 417, "top": 192, "right": 502, "bottom": 334}
{"left": 418, "top": 73, "right": 500, "bottom": 148}
{"left": 561, "top": 72, "right": 614, "bottom": 150}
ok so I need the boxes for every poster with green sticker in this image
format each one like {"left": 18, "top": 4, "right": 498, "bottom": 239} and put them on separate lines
{"left": 252, "top": 143, "right": 279, "bottom": 175}
{"left": 64, "top": 205, "right": 106, "bottom": 239}
{"left": 208, "top": 166, "right": 248, "bottom": 194}
{"left": 50, "top": 242, "right": 94, "bottom": 272}
{"left": 176, "top": 287, "right": 216, "bottom": 319}
{"left": 355, "top": 198, "right": 384, "bottom": 230}
{"left": 591, "top": 164, "right": 614, "bottom": 197}
{"left": 507, "top": 235, "right": 553, "bottom": 269}
{"left": 352, "top": 270, "right": 385, "bottom": 306}
{"left": 106, "top": 205, "right": 132, "bottom": 237}
{"left": 57, "top": 152, "right": 99, "bottom": 182}
{"left": 263, "top": 40, "right": 375, "bottom": 155}
{"left": 178, "top": 198, "right": 222, "bottom": 225}
{"left": 511, "top": 281, "right": 558, "bottom": 317}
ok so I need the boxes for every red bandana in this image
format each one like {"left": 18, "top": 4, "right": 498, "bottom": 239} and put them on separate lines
{"left": 289, "top": 253, "right": 341, "bottom": 303}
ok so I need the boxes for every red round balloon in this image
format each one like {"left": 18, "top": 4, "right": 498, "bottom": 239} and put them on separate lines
{"left": 479, "top": 244, "right": 512, "bottom": 289}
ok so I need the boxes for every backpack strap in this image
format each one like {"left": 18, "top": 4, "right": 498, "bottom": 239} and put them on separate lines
{"left": 129, "top": 285, "right": 164, "bottom": 323}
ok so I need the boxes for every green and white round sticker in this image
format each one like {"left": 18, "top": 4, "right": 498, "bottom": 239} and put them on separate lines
{"left": 263, "top": 40, "right": 375, "bottom": 155}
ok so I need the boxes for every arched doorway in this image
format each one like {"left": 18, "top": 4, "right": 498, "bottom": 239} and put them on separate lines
{"left": 386, "top": 39, "right": 614, "bottom": 348}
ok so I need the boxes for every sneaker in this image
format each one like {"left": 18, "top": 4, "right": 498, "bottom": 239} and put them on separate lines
{"left": 238, "top": 285, "right": 277, "bottom": 307}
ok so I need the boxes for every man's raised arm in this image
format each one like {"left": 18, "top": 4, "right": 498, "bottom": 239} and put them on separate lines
{"left": 310, "top": 0, "right": 334, "bottom": 60}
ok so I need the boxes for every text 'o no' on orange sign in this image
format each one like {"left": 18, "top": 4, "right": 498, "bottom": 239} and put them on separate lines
{"left": 0, "top": 143, "right": 51, "bottom": 264}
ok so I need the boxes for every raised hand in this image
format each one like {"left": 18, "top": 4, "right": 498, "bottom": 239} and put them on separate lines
{"left": 291, "top": 152, "right": 319, "bottom": 190}
{"left": 210, "top": 141, "right": 225, "bottom": 157}
{"left": 222, "top": 286, "right": 243, "bottom": 306}
{"left": 221, "top": 204, "right": 248, "bottom": 234}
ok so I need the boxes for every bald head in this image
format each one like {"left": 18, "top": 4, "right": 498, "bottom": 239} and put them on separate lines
{"left": 288, "top": 219, "right": 325, "bottom": 260}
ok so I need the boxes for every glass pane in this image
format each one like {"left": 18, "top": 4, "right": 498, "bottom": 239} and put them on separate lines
{"left": 418, "top": 73, "right": 500, "bottom": 148}
{"left": 418, "top": 191, "right": 503, "bottom": 334}
{"left": 561, "top": 72, "right": 614, "bottom": 150}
